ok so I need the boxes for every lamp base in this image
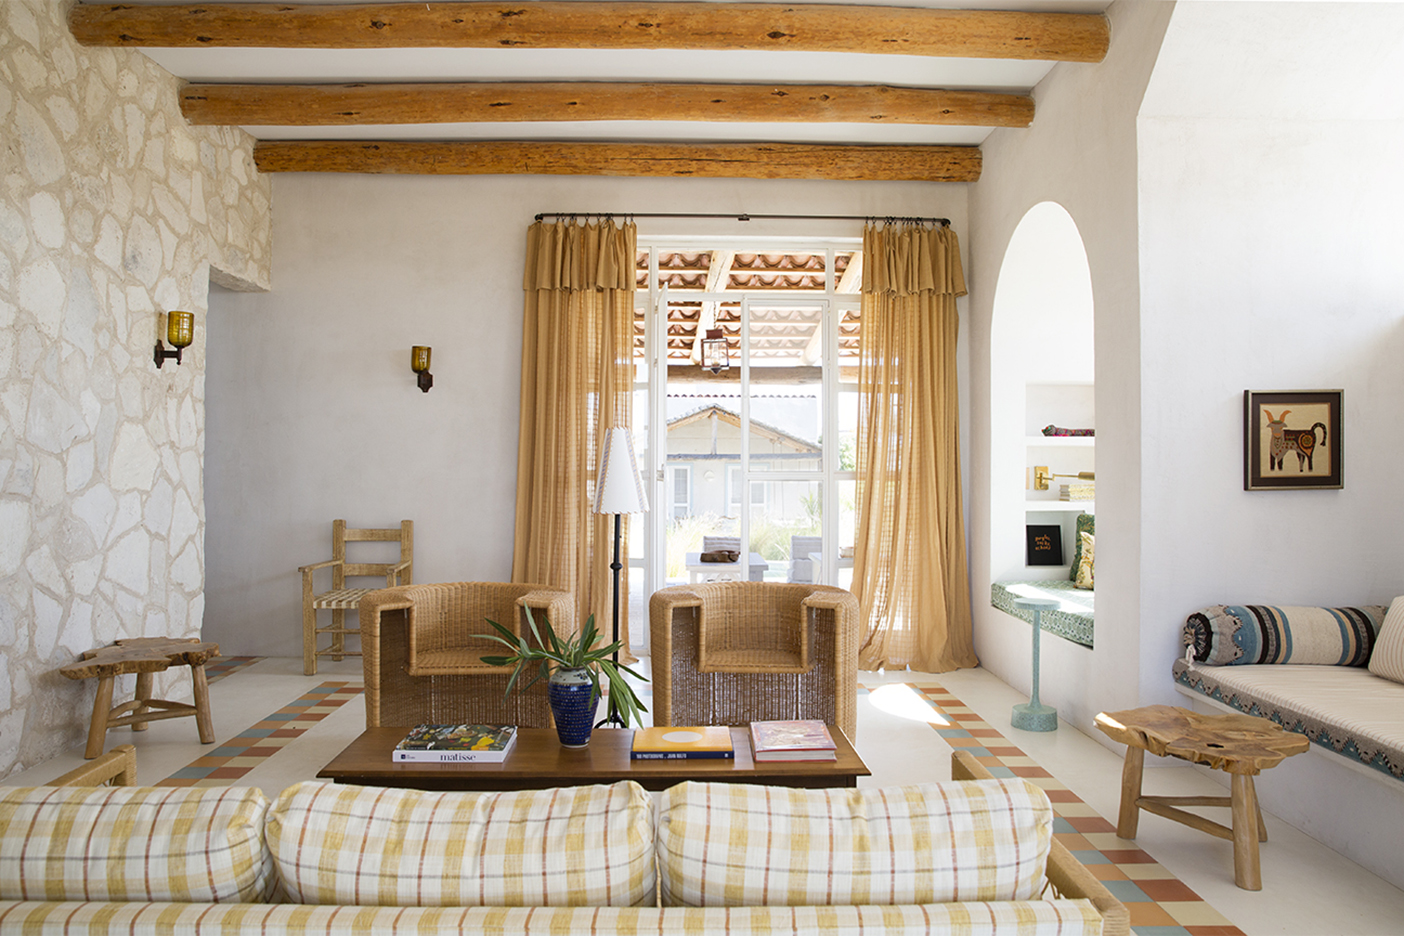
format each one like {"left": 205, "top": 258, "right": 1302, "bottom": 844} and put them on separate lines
{"left": 416, "top": 371, "right": 433, "bottom": 392}
{"left": 1011, "top": 702, "right": 1058, "bottom": 732}
{"left": 154, "top": 342, "right": 183, "bottom": 369}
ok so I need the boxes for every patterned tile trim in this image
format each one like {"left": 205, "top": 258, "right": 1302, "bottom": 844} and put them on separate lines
{"left": 914, "top": 684, "right": 1245, "bottom": 936}
{"left": 204, "top": 656, "right": 263, "bottom": 685}
{"left": 157, "top": 682, "right": 363, "bottom": 787}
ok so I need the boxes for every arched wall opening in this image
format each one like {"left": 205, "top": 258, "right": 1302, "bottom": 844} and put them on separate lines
{"left": 981, "top": 201, "right": 1096, "bottom": 706}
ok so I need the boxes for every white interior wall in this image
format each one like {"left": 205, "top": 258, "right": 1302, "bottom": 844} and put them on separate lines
{"left": 967, "top": 0, "right": 1174, "bottom": 735}
{"left": 205, "top": 175, "right": 969, "bottom": 657}
{"left": 1137, "top": 1, "right": 1404, "bottom": 698}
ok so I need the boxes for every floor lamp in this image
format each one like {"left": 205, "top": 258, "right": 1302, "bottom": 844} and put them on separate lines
{"left": 592, "top": 427, "right": 649, "bottom": 728}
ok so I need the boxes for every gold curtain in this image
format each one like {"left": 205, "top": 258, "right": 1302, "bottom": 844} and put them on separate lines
{"left": 512, "top": 219, "right": 637, "bottom": 660}
{"left": 852, "top": 223, "right": 977, "bottom": 673}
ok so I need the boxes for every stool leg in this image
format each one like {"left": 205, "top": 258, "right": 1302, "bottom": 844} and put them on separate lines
{"left": 132, "top": 672, "right": 153, "bottom": 732}
{"left": 84, "top": 676, "right": 115, "bottom": 759}
{"left": 1117, "top": 745, "right": 1145, "bottom": 839}
{"left": 190, "top": 664, "right": 215, "bottom": 744}
{"left": 1231, "top": 773, "right": 1263, "bottom": 890}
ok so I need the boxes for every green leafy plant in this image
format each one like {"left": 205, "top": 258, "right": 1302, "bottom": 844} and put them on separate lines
{"left": 478, "top": 608, "right": 649, "bottom": 728}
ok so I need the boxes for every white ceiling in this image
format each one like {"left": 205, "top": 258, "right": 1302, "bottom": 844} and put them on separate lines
{"left": 123, "top": 0, "right": 1113, "bottom": 147}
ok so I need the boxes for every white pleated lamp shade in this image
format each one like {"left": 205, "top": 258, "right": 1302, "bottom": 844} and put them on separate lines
{"left": 594, "top": 427, "right": 649, "bottom": 515}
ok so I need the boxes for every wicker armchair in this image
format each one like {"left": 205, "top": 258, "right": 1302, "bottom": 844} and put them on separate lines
{"left": 650, "top": 581, "right": 860, "bottom": 742}
{"left": 359, "top": 582, "right": 575, "bottom": 729}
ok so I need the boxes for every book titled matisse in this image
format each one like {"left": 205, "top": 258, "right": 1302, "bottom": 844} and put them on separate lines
{"left": 392, "top": 724, "right": 518, "bottom": 763}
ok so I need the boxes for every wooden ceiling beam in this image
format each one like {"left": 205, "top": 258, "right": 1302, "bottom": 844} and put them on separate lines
{"left": 252, "top": 140, "right": 981, "bottom": 181}
{"left": 181, "top": 82, "right": 1033, "bottom": 128}
{"left": 69, "top": 2, "right": 1110, "bottom": 62}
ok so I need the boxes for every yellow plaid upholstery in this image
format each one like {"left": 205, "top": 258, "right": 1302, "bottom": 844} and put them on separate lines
{"left": 658, "top": 780, "right": 1053, "bottom": 907}
{"left": 266, "top": 781, "right": 655, "bottom": 907}
{"left": 0, "top": 785, "right": 273, "bottom": 903}
{"left": 0, "top": 899, "right": 1107, "bottom": 934}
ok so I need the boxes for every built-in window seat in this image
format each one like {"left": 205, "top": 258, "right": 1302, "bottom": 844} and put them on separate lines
{"left": 990, "top": 580, "right": 1093, "bottom": 648}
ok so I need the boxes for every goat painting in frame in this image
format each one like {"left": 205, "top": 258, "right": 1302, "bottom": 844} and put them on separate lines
{"left": 1244, "top": 390, "right": 1343, "bottom": 490}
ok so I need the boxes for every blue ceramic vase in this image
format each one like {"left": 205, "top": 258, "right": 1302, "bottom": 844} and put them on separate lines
{"left": 548, "top": 667, "right": 598, "bottom": 748}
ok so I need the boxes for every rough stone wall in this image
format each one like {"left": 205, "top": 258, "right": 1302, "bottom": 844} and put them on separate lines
{"left": 0, "top": 0, "right": 271, "bottom": 777}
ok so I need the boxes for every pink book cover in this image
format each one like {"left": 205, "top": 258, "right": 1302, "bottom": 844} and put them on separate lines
{"left": 749, "top": 719, "right": 835, "bottom": 753}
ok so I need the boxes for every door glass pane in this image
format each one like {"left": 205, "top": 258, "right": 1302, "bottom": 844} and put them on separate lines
{"left": 748, "top": 480, "right": 821, "bottom": 582}
{"left": 745, "top": 302, "right": 824, "bottom": 475}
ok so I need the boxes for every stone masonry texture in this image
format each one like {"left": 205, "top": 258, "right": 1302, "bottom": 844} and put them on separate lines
{"left": 0, "top": 0, "right": 272, "bottom": 777}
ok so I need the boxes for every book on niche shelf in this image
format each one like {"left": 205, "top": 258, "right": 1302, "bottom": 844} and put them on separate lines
{"left": 392, "top": 724, "right": 517, "bottom": 763}
{"left": 630, "top": 726, "right": 735, "bottom": 760}
{"left": 749, "top": 719, "right": 837, "bottom": 761}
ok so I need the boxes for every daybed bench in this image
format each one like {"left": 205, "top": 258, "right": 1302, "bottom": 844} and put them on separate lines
{"left": 991, "top": 580, "right": 1094, "bottom": 648}
{"left": 0, "top": 750, "right": 1127, "bottom": 935}
{"left": 1170, "top": 600, "right": 1404, "bottom": 890}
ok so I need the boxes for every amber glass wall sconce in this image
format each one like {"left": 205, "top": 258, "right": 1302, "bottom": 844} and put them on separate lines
{"left": 154, "top": 310, "right": 194, "bottom": 368}
{"left": 411, "top": 346, "right": 433, "bottom": 392}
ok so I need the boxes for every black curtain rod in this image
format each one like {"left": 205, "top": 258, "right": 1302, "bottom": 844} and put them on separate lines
{"left": 533, "top": 211, "right": 950, "bottom": 226}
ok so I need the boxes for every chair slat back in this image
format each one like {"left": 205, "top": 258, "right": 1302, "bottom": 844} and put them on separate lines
{"left": 332, "top": 520, "right": 413, "bottom": 586}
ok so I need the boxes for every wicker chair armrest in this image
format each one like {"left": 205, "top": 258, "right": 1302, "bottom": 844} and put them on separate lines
{"left": 517, "top": 588, "right": 577, "bottom": 639}
{"left": 298, "top": 558, "right": 341, "bottom": 575}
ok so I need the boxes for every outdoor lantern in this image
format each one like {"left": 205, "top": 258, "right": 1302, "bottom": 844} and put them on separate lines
{"left": 411, "top": 346, "right": 433, "bottom": 392}
{"left": 701, "top": 328, "right": 729, "bottom": 374}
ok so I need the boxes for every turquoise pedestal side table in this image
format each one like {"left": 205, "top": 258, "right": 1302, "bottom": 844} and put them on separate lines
{"left": 1011, "top": 596, "right": 1059, "bottom": 732}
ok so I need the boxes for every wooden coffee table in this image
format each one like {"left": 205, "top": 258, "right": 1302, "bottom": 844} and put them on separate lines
{"left": 1095, "top": 704, "right": 1309, "bottom": 891}
{"left": 318, "top": 726, "right": 869, "bottom": 792}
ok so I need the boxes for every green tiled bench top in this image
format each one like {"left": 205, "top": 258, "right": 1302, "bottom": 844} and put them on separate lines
{"left": 991, "top": 580, "right": 1094, "bottom": 649}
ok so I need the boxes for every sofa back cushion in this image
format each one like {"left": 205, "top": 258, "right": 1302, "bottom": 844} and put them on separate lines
{"left": 0, "top": 785, "right": 273, "bottom": 903}
{"left": 656, "top": 779, "right": 1052, "bottom": 907}
{"left": 1183, "top": 604, "right": 1385, "bottom": 666}
{"left": 266, "top": 780, "right": 654, "bottom": 907}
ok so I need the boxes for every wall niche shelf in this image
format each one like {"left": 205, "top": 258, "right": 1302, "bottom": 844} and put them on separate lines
{"left": 1026, "top": 436, "right": 1094, "bottom": 447}
{"left": 1026, "top": 501, "right": 1094, "bottom": 513}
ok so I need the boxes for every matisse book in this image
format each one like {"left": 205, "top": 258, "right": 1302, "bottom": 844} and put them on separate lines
{"left": 392, "top": 724, "right": 518, "bottom": 763}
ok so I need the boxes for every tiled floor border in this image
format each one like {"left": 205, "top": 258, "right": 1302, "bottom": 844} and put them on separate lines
{"left": 914, "top": 683, "right": 1246, "bottom": 936}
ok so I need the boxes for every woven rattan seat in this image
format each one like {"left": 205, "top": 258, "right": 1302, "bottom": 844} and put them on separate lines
{"left": 650, "top": 581, "right": 860, "bottom": 741}
{"left": 299, "top": 520, "right": 413, "bottom": 675}
{"left": 359, "top": 582, "right": 575, "bottom": 729}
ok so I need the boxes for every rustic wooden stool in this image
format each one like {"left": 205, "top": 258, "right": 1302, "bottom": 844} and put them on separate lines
{"left": 60, "top": 637, "right": 220, "bottom": 759}
{"left": 1095, "top": 704, "right": 1309, "bottom": 890}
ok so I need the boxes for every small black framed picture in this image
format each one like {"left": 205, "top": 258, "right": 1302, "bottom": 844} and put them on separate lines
{"left": 1243, "top": 390, "right": 1343, "bottom": 491}
{"left": 1025, "top": 524, "right": 1064, "bottom": 566}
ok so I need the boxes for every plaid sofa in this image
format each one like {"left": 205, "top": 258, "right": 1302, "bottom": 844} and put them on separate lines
{"left": 0, "top": 755, "right": 1125, "bottom": 936}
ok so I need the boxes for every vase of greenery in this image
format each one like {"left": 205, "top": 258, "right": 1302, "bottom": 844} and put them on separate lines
{"left": 479, "top": 608, "right": 647, "bottom": 749}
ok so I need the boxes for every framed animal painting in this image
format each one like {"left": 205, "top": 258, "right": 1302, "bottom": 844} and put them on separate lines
{"left": 1243, "top": 390, "right": 1343, "bottom": 490}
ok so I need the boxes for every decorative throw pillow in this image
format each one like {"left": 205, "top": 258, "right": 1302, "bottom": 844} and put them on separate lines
{"left": 1067, "top": 513, "right": 1094, "bottom": 581}
{"left": 1074, "top": 532, "right": 1094, "bottom": 589}
{"left": 1182, "top": 604, "right": 1386, "bottom": 666}
{"left": 1368, "top": 596, "right": 1404, "bottom": 684}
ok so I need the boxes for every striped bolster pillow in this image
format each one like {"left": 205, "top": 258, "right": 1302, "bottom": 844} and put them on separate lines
{"left": 657, "top": 779, "right": 1052, "bottom": 907}
{"left": 266, "top": 780, "right": 655, "bottom": 907}
{"left": 0, "top": 785, "right": 273, "bottom": 903}
{"left": 1183, "top": 604, "right": 1385, "bottom": 666}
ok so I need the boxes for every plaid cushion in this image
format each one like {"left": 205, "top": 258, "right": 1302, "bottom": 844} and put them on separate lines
{"left": 657, "top": 780, "right": 1052, "bottom": 907}
{"left": 0, "top": 898, "right": 1109, "bottom": 934}
{"left": 1184, "top": 605, "right": 1385, "bottom": 666}
{"left": 266, "top": 781, "right": 654, "bottom": 907}
{"left": 0, "top": 785, "right": 273, "bottom": 903}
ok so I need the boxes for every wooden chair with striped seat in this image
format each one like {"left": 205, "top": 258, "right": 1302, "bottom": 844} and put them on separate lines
{"left": 300, "top": 520, "right": 412, "bottom": 675}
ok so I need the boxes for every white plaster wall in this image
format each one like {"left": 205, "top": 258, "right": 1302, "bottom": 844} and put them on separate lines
{"left": 0, "top": 0, "right": 270, "bottom": 777}
{"left": 967, "top": 1, "right": 1174, "bottom": 735}
{"left": 1137, "top": 3, "right": 1404, "bottom": 697}
{"left": 205, "top": 175, "right": 968, "bottom": 658}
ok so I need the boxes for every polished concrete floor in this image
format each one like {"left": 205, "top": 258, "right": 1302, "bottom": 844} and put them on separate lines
{"left": 10, "top": 657, "right": 1404, "bottom": 935}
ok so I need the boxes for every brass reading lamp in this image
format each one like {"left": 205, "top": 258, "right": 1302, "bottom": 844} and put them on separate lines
{"left": 154, "top": 310, "right": 194, "bottom": 368}
{"left": 1033, "top": 467, "right": 1095, "bottom": 491}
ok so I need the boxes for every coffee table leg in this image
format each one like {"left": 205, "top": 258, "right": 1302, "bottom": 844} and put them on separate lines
{"left": 1117, "top": 745, "right": 1145, "bottom": 839}
{"left": 1231, "top": 773, "right": 1262, "bottom": 890}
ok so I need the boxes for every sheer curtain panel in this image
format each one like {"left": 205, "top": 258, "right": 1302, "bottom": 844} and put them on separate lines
{"left": 513, "top": 219, "right": 637, "bottom": 660}
{"left": 852, "top": 223, "right": 977, "bottom": 673}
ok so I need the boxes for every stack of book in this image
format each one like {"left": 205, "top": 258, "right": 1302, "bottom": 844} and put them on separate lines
{"left": 749, "top": 719, "right": 837, "bottom": 762}
{"left": 392, "top": 724, "right": 517, "bottom": 763}
{"left": 630, "top": 726, "right": 735, "bottom": 760}
{"left": 1060, "top": 483, "right": 1095, "bottom": 501}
